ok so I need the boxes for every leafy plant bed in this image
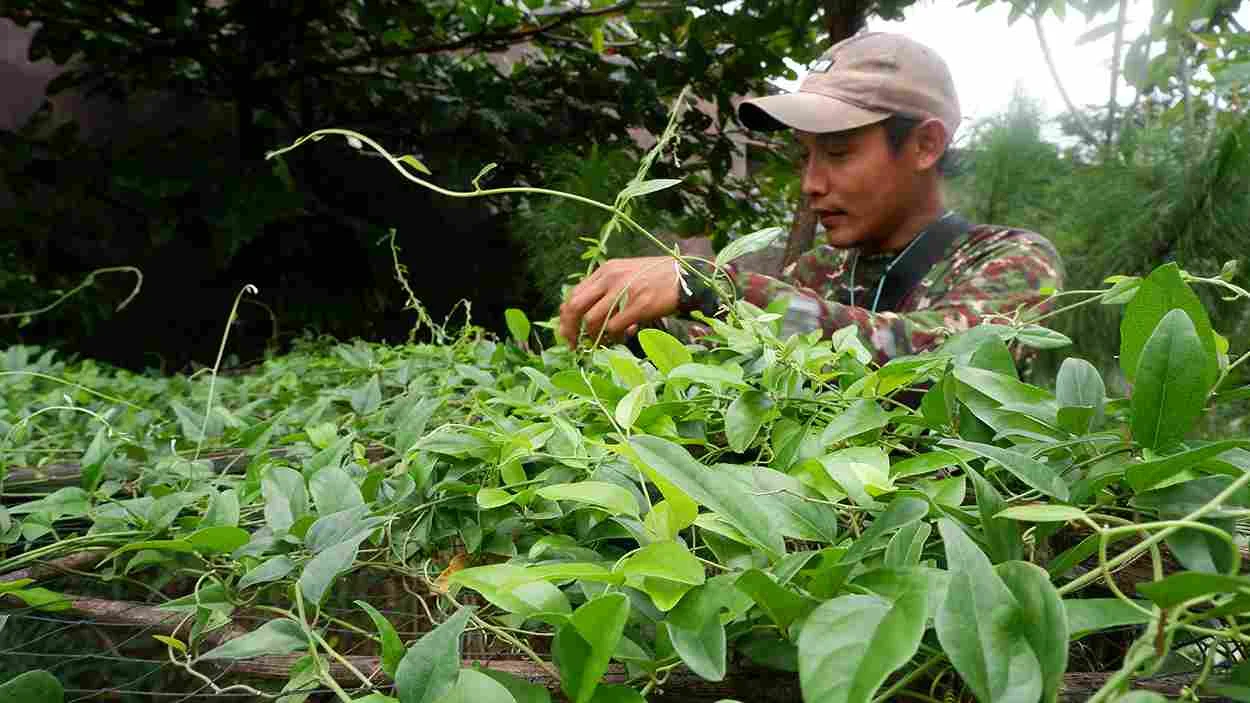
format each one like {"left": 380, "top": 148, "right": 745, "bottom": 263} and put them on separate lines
{"left": 6, "top": 117, "right": 1250, "bottom": 702}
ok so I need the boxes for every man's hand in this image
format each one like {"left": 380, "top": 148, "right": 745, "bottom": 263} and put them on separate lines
{"left": 558, "top": 256, "right": 682, "bottom": 348}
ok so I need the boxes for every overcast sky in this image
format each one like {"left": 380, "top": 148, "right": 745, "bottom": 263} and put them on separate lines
{"left": 774, "top": 1, "right": 1248, "bottom": 146}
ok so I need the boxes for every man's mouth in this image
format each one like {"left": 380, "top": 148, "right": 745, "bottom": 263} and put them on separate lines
{"left": 817, "top": 209, "right": 848, "bottom": 227}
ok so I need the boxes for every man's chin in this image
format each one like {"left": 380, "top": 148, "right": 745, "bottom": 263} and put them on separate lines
{"left": 822, "top": 228, "right": 862, "bottom": 249}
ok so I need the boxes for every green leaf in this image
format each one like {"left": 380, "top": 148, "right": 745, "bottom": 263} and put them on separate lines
{"left": 1135, "top": 572, "right": 1250, "bottom": 608}
{"left": 884, "top": 521, "right": 932, "bottom": 568}
{"left": 298, "top": 529, "right": 371, "bottom": 604}
{"left": 438, "top": 669, "right": 518, "bottom": 703}
{"left": 202, "top": 489, "right": 240, "bottom": 528}
{"left": 668, "top": 362, "right": 747, "bottom": 389}
{"left": 636, "top": 329, "right": 691, "bottom": 375}
{"left": 1056, "top": 357, "right": 1105, "bottom": 411}
{"left": 628, "top": 436, "right": 786, "bottom": 557}
{"left": 819, "top": 447, "right": 895, "bottom": 503}
{"left": 505, "top": 309, "right": 531, "bottom": 345}
{"left": 351, "top": 375, "right": 383, "bottom": 415}
{"left": 395, "top": 607, "right": 474, "bottom": 703}
{"left": 399, "top": 154, "right": 432, "bottom": 175}
{"left": 890, "top": 449, "right": 977, "bottom": 478}
{"left": 1131, "top": 309, "right": 1214, "bottom": 451}
{"left": 356, "top": 601, "right": 406, "bottom": 678}
{"left": 745, "top": 467, "right": 839, "bottom": 544}
{"left": 473, "top": 669, "right": 552, "bottom": 703}
{"left": 618, "top": 540, "right": 705, "bottom": 610}
{"left": 968, "top": 468, "right": 1022, "bottom": 564}
{"left": 305, "top": 505, "right": 384, "bottom": 554}
{"left": 0, "top": 670, "right": 63, "bottom": 703}
{"left": 537, "top": 482, "right": 640, "bottom": 518}
{"left": 1064, "top": 599, "right": 1152, "bottom": 639}
{"left": 996, "top": 505, "right": 1088, "bottom": 523}
{"left": 797, "top": 573, "right": 928, "bottom": 703}
{"left": 821, "top": 399, "right": 890, "bottom": 447}
{"left": 735, "top": 569, "right": 817, "bottom": 634}
{"left": 186, "top": 526, "right": 250, "bottom": 554}
{"left": 476, "top": 488, "right": 515, "bottom": 509}
{"left": 200, "top": 618, "right": 309, "bottom": 660}
{"left": 309, "top": 466, "right": 365, "bottom": 516}
{"left": 1011, "top": 325, "right": 1072, "bottom": 350}
{"left": 614, "top": 383, "right": 654, "bottom": 430}
{"left": 725, "top": 390, "right": 772, "bottom": 452}
{"left": 1126, "top": 440, "right": 1250, "bottom": 492}
{"left": 450, "top": 565, "right": 574, "bottom": 616}
{"left": 1120, "top": 263, "right": 1217, "bottom": 386}
{"left": 237, "top": 556, "right": 297, "bottom": 590}
{"left": 940, "top": 439, "right": 1069, "bottom": 501}
{"left": 262, "top": 465, "right": 308, "bottom": 535}
{"left": 553, "top": 594, "right": 630, "bottom": 703}
{"left": 1075, "top": 20, "right": 1120, "bottom": 44}
{"left": 935, "top": 519, "right": 1043, "bottom": 703}
{"left": 665, "top": 585, "right": 728, "bottom": 681}
{"left": 840, "top": 496, "right": 930, "bottom": 568}
{"left": 715, "top": 226, "right": 785, "bottom": 267}
{"left": 995, "top": 562, "right": 1068, "bottom": 703}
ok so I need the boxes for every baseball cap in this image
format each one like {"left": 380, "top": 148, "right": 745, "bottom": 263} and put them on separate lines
{"left": 738, "top": 32, "right": 961, "bottom": 141}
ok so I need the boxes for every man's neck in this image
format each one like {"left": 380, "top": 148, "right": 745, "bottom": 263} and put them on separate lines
{"left": 863, "top": 193, "right": 946, "bottom": 256}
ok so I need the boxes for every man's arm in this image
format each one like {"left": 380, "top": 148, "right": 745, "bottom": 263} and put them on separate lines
{"left": 719, "top": 234, "right": 1063, "bottom": 364}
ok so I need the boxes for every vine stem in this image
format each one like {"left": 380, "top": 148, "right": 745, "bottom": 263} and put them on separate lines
{"left": 198, "top": 284, "right": 258, "bottom": 464}
{"left": 0, "top": 266, "right": 143, "bottom": 321}
{"left": 1059, "top": 469, "right": 1250, "bottom": 596}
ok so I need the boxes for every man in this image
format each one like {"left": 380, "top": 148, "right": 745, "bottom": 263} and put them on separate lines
{"left": 558, "top": 32, "right": 1063, "bottom": 364}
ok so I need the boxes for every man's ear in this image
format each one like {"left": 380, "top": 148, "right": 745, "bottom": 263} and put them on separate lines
{"left": 911, "top": 118, "right": 949, "bottom": 172}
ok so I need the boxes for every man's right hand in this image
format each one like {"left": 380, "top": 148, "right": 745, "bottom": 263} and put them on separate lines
{"left": 558, "top": 257, "right": 683, "bottom": 349}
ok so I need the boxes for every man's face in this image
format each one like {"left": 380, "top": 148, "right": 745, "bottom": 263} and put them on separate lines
{"left": 796, "top": 125, "right": 921, "bottom": 252}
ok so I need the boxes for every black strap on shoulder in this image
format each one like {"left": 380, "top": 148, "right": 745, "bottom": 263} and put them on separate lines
{"left": 871, "top": 213, "right": 971, "bottom": 313}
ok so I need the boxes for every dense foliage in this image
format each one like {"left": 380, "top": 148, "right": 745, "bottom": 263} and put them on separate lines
{"left": 7, "top": 122, "right": 1250, "bottom": 702}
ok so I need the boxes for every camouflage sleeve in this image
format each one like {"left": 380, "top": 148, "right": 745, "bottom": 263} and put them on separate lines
{"left": 730, "top": 235, "right": 1063, "bottom": 365}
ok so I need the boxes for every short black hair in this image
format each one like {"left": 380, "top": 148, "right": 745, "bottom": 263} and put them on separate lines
{"left": 881, "top": 114, "right": 955, "bottom": 175}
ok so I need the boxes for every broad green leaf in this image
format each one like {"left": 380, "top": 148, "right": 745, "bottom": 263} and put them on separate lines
{"left": 553, "top": 594, "right": 630, "bottom": 703}
{"left": 1064, "top": 599, "right": 1152, "bottom": 640}
{"left": 890, "top": 448, "right": 976, "bottom": 478}
{"left": 1011, "top": 325, "right": 1072, "bottom": 350}
{"left": 940, "top": 439, "right": 1069, "bottom": 501}
{"left": 968, "top": 468, "right": 1022, "bottom": 564}
{"left": 935, "top": 519, "right": 1043, "bottom": 703}
{"left": 309, "top": 465, "right": 364, "bottom": 516}
{"left": 628, "top": 436, "right": 786, "bottom": 557}
{"left": 1126, "top": 440, "right": 1250, "bottom": 492}
{"left": 450, "top": 565, "right": 573, "bottom": 616}
{"left": 537, "top": 482, "right": 640, "bottom": 518}
{"left": 476, "top": 488, "right": 514, "bottom": 509}
{"left": 1056, "top": 357, "right": 1105, "bottom": 432}
{"left": 351, "top": 375, "right": 383, "bottom": 415}
{"left": 1119, "top": 263, "right": 1217, "bottom": 385}
{"left": 995, "top": 562, "right": 1068, "bottom": 703}
{"left": 821, "top": 399, "right": 890, "bottom": 447}
{"left": 356, "top": 601, "right": 405, "bottom": 677}
{"left": 1131, "top": 474, "right": 1250, "bottom": 518}
{"left": 725, "top": 390, "right": 772, "bottom": 452}
{"left": 636, "top": 329, "right": 691, "bottom": 375}
{"left": 1131, "top": 309, "right": 1213, "bottom": 451}
{"left": 668, "top": 362, "right": 747, "bottom": 389}
{"left": 819, "top": 447, "right": 895, "bottom": 503}
{"left": 798, "top": 578, "right": 928, "bottom": 703}
{"left": 237, "top": 556, "right": 297, "bottom": 590}
{"left": 0, "top": 670, "right": 63, "bottom": 703}
{"left": 395, "top": 607, "right": 473, "bottom": 703}
{"left": 298, "top": 530, "right": 371, "bottom": 604}
{"left": 614, "top": 383, "right": 653, "bottom": 430}
{"left": 996, "top": 505, "right": 1088, "bottom": 523}
{"left": 840, "top": 496, "right": 930, "bottom": 568}
{"left": 1135, "top": 572, "right": 1250, "bottom": 608}
{"left": 474, "top": 669, "right": 553, "bottom": 703}
{"left": 618, "top": 540, "right": 705, "bottom": 602}
{"left": 186, "top": 526, "right": 250, "bottom": 554}
{"left": 262, "top": 466, "right": 308, "bottom": 535}
{"left": 437, "top": 669, "right": 518, "bottom": 703}
{"left": 735, "top": 569, "right": 817, "bottom": 634}
{"left": 305, "top": 505, "right": 384, "bottom": 554}
{"left": 884, "top": 521, "right": 931, "bottom": 568}
{"left": 917, "top": 475, "right": 965, "bottom": 508}
{"left": 399, "top": 154, "right": 432, "bottom": 175}
{"left": 644, "top": 499, "right": 694, "bottom": 541}
{"left": 202, "top": 489, "right": 240, "bottom": 528}
{"left": 745, "top": 467, "right": 839, "bottom": 544}
{"left": 665, "top": 585, "right": 728, "bottom": 681}
{"left": 505, "top": 309, "right": 531, "bottom": 345}
{"left": 0, "top": 581, "right": 71, "bottom": 612}
{"left": 606, "top": 354, "right": 647, "bottom": 389}
{"left": 200, "top": 618, "right": 309, "bottom": 660}
{"left": 715, "top": 226, "right": 784, "bottom": 267}
{"left": 619, "top": 178, "right": 682, "bottom": 199}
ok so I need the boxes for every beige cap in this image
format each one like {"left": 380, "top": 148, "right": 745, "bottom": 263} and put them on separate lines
{"left": 739, "top": 32, "right": 960, "bottom": 140}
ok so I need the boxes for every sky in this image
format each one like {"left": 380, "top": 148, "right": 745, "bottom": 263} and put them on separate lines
{"left": 773, "top": 1, "right": 1248, "bottom": 147}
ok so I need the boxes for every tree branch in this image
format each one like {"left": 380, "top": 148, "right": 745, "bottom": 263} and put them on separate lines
{"left": 1105, "top": 0, "right": 1129, "bottom": 152}
{"left": 1033, "top": 13, "right": 1099, "bottom": 145}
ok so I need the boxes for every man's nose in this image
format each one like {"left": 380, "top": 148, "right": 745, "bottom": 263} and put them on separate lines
{"left": 800, "top": 158, "right": 827, "bottom": 199}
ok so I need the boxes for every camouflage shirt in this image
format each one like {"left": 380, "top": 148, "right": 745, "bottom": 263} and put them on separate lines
{"left": 679, "top": 221, "right": 1064, "bottom": 365}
